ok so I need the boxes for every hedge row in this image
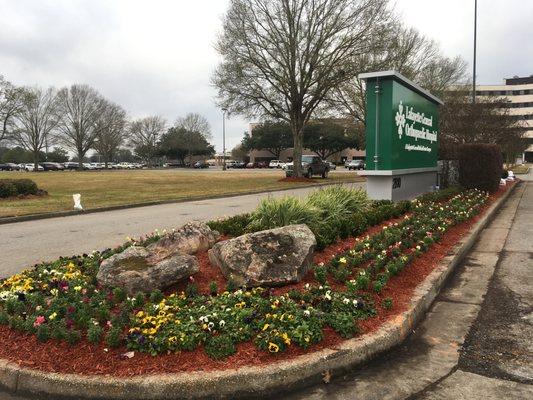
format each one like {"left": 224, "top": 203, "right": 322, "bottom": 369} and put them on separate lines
{"left": 458, "top": 143, "right": 503, "bottom": 193}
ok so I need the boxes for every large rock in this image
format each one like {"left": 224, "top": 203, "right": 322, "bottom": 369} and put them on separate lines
{"left": 147, "top": 222, "right": 220, "bottom": 258}
{"left": 97, "top": 246, "right": 199, "bottom": 295}
{"left": 208, "top": 224, "right": 316, "bottom": 287}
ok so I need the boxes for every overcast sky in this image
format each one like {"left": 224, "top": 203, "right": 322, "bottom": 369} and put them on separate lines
{"left": 1, "top": 0, "right": 531, "bottom": 152}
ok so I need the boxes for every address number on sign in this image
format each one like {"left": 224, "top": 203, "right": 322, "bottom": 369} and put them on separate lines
{"left": 392, "top": 177, "right": 402, "bottom": 189}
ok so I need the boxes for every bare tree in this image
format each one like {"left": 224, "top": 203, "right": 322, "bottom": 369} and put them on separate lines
{"left": 213, "top": 0, "right": 390, "bottom": 177}
{"left": 94, "top": 101, "right": 127, "bottom": 168}
{"left": 329, "top": 22, "right": 467, "bottom": 125}
{"left": 129, "top": 116, "right": 166, "bottom": 166}
{"left": 175, "top": 113, "right": 212, "bottom": 140}
{"left": 12, "top": 87, "right": 60, "bottom": 169}
{"left": 56, "top": 84, "right": 106, "bottom": 169}
{"left": 0, "top": 76, "right": 24, "bottom": 145}
{"left": 175, "top": 113, "right": 212, "bottom": 166}
{"left": 439, "top": 87, "right": 526, "bottom": 163}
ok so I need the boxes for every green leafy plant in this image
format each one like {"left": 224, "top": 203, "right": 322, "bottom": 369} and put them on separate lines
{"left": 204, "top": 335, "right": 236, "bottom": 360}
{"left": 207, "top": 213, "right": 252, "bottom": 237}
{"left": 247, "top": 196, "right": 321, "bottom": 232}
{"left": 87, "top": 323, "right": 103, "bottom": 344}
{"left": 382, "top": 298, "right": 393, "bottom": 310}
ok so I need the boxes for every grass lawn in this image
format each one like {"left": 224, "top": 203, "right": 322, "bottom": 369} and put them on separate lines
{"left": 509, "top": 164, "right": 530, "bottom": 175}
{"left": 0, "top": 169, "right": 363, "bottom": 218}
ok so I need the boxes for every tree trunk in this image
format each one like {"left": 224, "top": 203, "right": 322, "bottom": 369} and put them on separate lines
{"left": 77, "top": 149, "right": 84, "bottom": 171}
{"left": 291, "top": 122, "right": 304, "bottom": 177}
{"left": 33, "top": 151, "right": 39, "bottom": 172}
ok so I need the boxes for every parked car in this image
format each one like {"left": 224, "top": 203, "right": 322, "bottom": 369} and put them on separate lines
{"left": 193, "top": 161, "right": 209, "bottom": 169}
{"left": 257, "top": 161, "right": 268, "bottom": 168}
{"left": 62, "top": 162, "right": 80, "bottom": 170}
{"left": 0, "top": 163, "right": 21, "bottom": 171}
{"left": 326, "top": 161, "right": 337, "bottom": 170}
{"left": 116, "top": 162, "right": 135, "bottom": 169}
{"left": 246, "top": 162, "right": 258, "bottom": 168}
{"left": 22, "top": 163, "right": 44, "bottom": 172}
{"left": 235, "top": 161, "right": 247, "bottom": 169}
{"left": 285, "top": 155, "right": 330, "bottom": 178}
{"left": 225, "top": 160, "right": 237, "bottom": 168}
{"left": 40, "top": 162, "right": 64, "bottom": 171}
{"left": 346, "top": 160, "right": 365, "bottom": 170}
{"left": 269, "top": 160, "right": 282, "bottom": 168}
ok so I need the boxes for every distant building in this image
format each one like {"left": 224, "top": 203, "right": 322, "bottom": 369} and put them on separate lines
{"left": 475, "top": 75, "right": 533, "bottom": 162}
{"left": 247, "top": 122, "right": 365, "bottom": 164}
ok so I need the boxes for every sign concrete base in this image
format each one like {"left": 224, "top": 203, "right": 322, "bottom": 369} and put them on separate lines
{"left": 360, "top": 168, "right": 438, "bottom": 201}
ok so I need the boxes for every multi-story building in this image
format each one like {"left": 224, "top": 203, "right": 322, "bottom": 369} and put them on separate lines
{"left": 475, "top": 75, "right": 533, "bottom": 162}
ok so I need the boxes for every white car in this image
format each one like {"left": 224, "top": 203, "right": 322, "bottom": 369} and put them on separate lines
{"left": 269, "top": 160, "right": 282, "bottom": 168}
{"left": 116, "top": 162, "right": 129, "bottom": 169}
{"left": 23, "top": 163, "right": 44, "bottom": 172}
{"left": 83, "top": 163, "right": 97, "bottom": 170}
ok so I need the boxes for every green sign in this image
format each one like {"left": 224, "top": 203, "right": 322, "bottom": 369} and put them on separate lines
{"left": 360, "top": 71, "right": 442, "bottom": 171}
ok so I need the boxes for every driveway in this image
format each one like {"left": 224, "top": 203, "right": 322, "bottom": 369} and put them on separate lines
{"left": 0, "top": 182, "right": 364, "bottom": 279}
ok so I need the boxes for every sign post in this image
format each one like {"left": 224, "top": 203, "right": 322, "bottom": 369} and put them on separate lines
{"left": 358, "top": 70, "right": 443, "bottom": 201}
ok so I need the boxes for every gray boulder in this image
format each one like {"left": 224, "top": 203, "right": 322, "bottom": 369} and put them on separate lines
{"left": 208, "top": 224, "right": 316, "bottom": 287}
{"left": 97, "top": 246, "right": 199, "bottom": 295}
{"left": 147, "top": 221, "right": 220, "bottom": 257}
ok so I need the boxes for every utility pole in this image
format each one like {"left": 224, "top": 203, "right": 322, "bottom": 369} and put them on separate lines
{"left": 222, "top": 108, "right": 227, "bottom": 171}
{"left": 473, "top": 0, "right": 477, "bottom": 104}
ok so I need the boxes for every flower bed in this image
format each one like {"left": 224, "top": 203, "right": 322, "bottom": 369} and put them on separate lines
{"left": 0, "top": 186, "right": 498, "bottom": 376}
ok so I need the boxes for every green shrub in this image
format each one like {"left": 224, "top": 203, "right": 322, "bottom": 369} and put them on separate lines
{"left": 0, "top": 181, "right": 17, "bottom": 198}
{"left": 417, "top": 186, "right": 461, "bottom": 203}
{"left": 0, "top": 179, "right": 39, "bottom": 198}
{"left": 87, "top": 323, "right": 103, "bottom": 344}
{"left": 207, "top": 213, "right": 252, "bottom": 237}
{"left": 149, "top": 289, "right": 164, "bottom": 304}
{"left": 185, "top": 282, "right": 199, "bottom": 298}
{"left": 112, "top": 287, "right": 127, "bottom": 303}
{"left": 327, "top": 312, "right": 359, "bottom": 338}
{"left": 458, "top": 143, "right": 503, "bottom": 192}
{"left": 13, "top": 179, "right": 38, "bottom": 195}
{"left": 307, "top": 186, "right": 369, "bottom": 216}
{"left": 66, "top": 329, "right": 82, "bottom": 345}
{"left": 382, "top": 298, "right": 393, "bottom": 310}
{"left": 105, "top": 326, "right": 122, "bottom": 348}
{"left": 205, "top": 335, "right": 236, "bottom": 359}
{"left": 209, "top": 281, "right": 218, "bottom": 296}
{"left": 307, "top": 186, "right": 370, "bottom": 242}
{"left": 36, "top": 324, "right": 50, "bottom": 342}
{"left": 313, "top": 264, "right": 328, "bottom": 285}
{"left": 247, "top": 196, "right": 321, "bottom": 232}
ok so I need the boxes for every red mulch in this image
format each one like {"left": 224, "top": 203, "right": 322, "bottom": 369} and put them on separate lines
{"left": 0, "top": 183, "right": 512, "bottom": 376}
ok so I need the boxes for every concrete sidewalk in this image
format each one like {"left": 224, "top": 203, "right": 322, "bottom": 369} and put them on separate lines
{"left": 0, "top": 182, "right": 364, "bottom": 279}
{"left": 284, "top": 182, "right": 532, "bottom": 400}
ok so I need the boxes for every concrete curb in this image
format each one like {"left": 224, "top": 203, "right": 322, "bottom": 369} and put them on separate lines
{"left": 0, "top": 179, "right": 362, "bottom": 226}
{"left": 0, "top": 183, "right": 517, "bottom": 400}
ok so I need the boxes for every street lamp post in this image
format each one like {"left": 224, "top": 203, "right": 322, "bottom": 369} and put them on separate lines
{"left": 473, "top": 0, "right": 477, "bottom": 104}
{"left": 222, "top": 108, "right": 227, "bottom": 171}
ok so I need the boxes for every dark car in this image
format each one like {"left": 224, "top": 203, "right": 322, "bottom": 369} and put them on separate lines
{"left": 235, "top": 161, "right": 247, "bottom": 169}
{"left": 346, "top": 160, "right": 365, "bottom": 170}
{"left": 63, "top": 162, "right": 80, "bottom": 170}
{"left": 285, "top": 155, "right": 330, "bottom": 178}
{"left": 0, "top": 163, "right": 21, "bottom": 171}
{"left": 193, "top": 161, "right": 209, "bottom": 169}
{"left": 246, "top": 162, "right": 258, "bottom": 168}
{"left": 40, "top": 162, "right": 65, "bottom": 171}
